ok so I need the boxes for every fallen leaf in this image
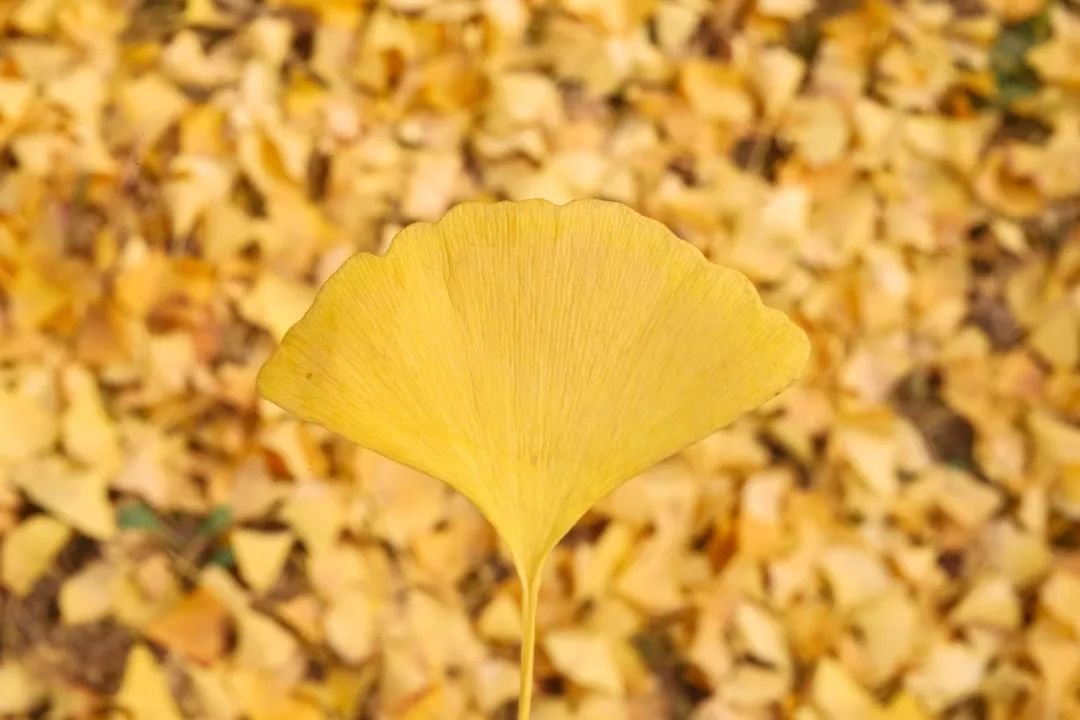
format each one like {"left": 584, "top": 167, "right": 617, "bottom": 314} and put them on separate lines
{"left": 811, "top": 658, "right": 880, "bottom": 720}
{"left": 116, "top": 644, "right": 184, "bottom": 720}
{"left": 239, "top": 273, "right": 316, "bottom": 343}
{"left": 59, "top": 559, "right": 116, "bottom": 625}
{"left": 232, "top": 528, "right": 294, "bottom": 594}
{"left": 0, "top": 386, "right": 58, "bottom": 462}
{"left": 324, "top": 589, "right": 375, "bottom": 664}
{"left": 0, "top": 660, "right": 47, "bottom": 715}
{"left": 144, "top": 588, "right": 230, "bottom": 665}
{"left": 1041, "top": 570, "right": 1080, "bottom": 639}
{"left": 11, "top": 457, "right": 115, "bottom": 539}
{"left": 1, "top": 515, "right": 71, "bottom": 596}
{"left": 951, "top": 576, "right": 1021, "bottom": 630}
{"left": 906, "top": 641, "right": 986, "bottom": 712}
{"left": 544, "top": 629, "right": 624, "bottom": 695}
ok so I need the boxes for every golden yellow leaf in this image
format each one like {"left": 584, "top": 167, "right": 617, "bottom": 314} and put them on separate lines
{"left": 811, "top": 659, "right": 880, "bottom": 720}
{"left": 59, "top": 560, "right": 115, "bottom": 625}
{"left": 906, "top": 641, "right": 986, "bottom": 713}
{"left": 199, "top": 565, "right": 250, "bottom": 617}
{"left": 614, "top": 534, "right": 684, "bottom": 613}
{"left": 474, "top": 658, "right": 521, "bottom": 714}
{"left": 60, "top": 364, "right": 121, "bottom": 472}
{"left": 258, "top": 199, "right": 807, "bottom": 579}
{"left": 184, "top": 0, "right": 235, "bottom": 26}
{"left": 854, "top": 591, "right": 920, "bottom": 685}
{"left": 951, "top": 576, "right": 1021, "bottom": 630}
{"left": 757, "top": 0, "right": 814, "bottom": 19}
{"left": 733, "top": 602, "right": 790, "bottom": 670}
{"left": 820, "top": 545, "right": 892, "bottom": 611}
{"left": 258, "top": 199, "right": 808, "bottom": 718}
{"left": 0, "top": 660, "right": 47, "bottom": 716}
{"left": 116, "top": 644, "right": 184, "bottom": 720}
{"left": 144, "top": 588, "right": 230, "bottom": 665}
{"left": 1029, "top": 300, "right": 1080, "bottom": 370}
{"left": 117, "top": 73, "right": 189, "bottom": 149}
{"left": 360, "top": 450, "right": 448, "bottom": 548}
{"left": 1042, "top": 571, "right": 1080, "bottom": 639}
{"left": 185, "top": 662, "right": 242, "bottom": 720}
{"left": 232, "top": 529, "right": 293, "bottom": 594}
{"left": 7, "top": 263, "right": 70, "bottom": 331}
{"left": 0, "top": 78, "right": 35, "bottom": 133}
{"left": 725, "top": 664, "right": 790, "bottom": 708}
{"left": 1, "top": 515, "right": 71, "bottom": 596}
{"left": 166, "top": 156, "right": 235, "bottom": 238}
{"left": 883, "top": 692, "right": 931, "bottom": 720}
{"left": 11, "top": 0, "right": 60, "bottom": 33}
{"left": 324, "top": 589, "right": 375, "bottom": 664}
{"left": 230, "top": 668, "right": 323, "bottom": 720}
{"left": 679, "top": 60, "right": 755, "bottom": 125}
{"left": 280, "top": 481, "right": 348, "bottom": 552}
{"left": 836, "top": 425, "right": 899, "bottom": 498}
{"left": 240, "top": 273, "right": 317, "bottom": 343}
{"left": 11, "top": 458, "right": 116, "bottom": 540}
{"left": 0, "top": 386, "right": 57, "bottom": 462}
{"left": 543, "top": 629, "right": 623, "bottom": 695}
{"left": 478, "top": 592, "right": 522, "bottom": 643}
{"left": 235, "top": 609, "right": 300, "bottom": 671}
{"left": 1028, "top": 8, "right": 1080, "bottom": 87}
{"left": 750, "top": 47, "right": 806, "bottom": 120}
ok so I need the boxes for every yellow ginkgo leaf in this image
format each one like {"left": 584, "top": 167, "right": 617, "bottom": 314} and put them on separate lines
{"left": 257, "top": 198, "right": 808, "bottom": 719}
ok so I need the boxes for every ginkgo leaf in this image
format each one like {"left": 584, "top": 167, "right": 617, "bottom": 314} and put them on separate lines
{"left": 257, "top": 198, "right": 809, "bottom": 719}
{"left": 259, "top": 198, "right": 807, "bottom": 577}
{"left": 232, "top": 529, "right": 293, "bottom": 594}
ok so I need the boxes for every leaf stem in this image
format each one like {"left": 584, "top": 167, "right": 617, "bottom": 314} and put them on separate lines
{"left": 518, "top": 573, "right": 541, "bottom": 720}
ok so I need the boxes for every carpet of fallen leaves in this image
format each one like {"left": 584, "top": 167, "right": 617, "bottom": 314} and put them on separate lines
{"left": 1, "top": 0, "right": 1080, "bottom": 718}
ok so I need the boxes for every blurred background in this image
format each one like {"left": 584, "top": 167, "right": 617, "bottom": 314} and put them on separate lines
{"left": 1, "top": 0, "right": 1079, "bottom": 718}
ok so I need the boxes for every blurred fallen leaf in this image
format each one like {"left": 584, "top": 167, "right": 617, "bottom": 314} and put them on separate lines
{"left": 1, "top": 514, "right": 71, "bottom": 596}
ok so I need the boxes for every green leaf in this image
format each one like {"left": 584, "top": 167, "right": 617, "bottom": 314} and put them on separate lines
{"left": 207, "top": 546, "right": 236, "bottom": 568}
{"left": 198, "top": 505, "right": 234, "bottom": 537}
{"left": 117, "top": 503, "right": 163, "bottom": 531}
{"left": 990, "top": 7, "right": 1052, "bottom": 105}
